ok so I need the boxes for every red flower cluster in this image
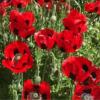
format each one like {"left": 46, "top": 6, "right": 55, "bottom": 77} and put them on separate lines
{"left": 62, "top": 56, "right": 100, "bottom": 100}
{"left": 55, "top": 10, "right": 87, "bottom": 53}
{"left": 34, "top": 28, "right": 56, "bottom": 50}
{"left": 34, "top": 10, "right": 87, "bottom": 52}
{"left": 10, "top": 10, "right": 35, "bottom": 38}
{"left": 22, "top": 79, "right": 50, "bottom": 100}
{"left": 2, "top": 41, "right": 34, "bottom": 73}
{"left": 85, "top": 0, "right": 100, "bottom": 15}
{"left": 62, "top": 56, "right": 100, "bottom": 83}
{"left": 0, "top": 0, "right": 31, "bottom": 16}
{"left": 11, "top": 0, "right": 31, "bottom": 8}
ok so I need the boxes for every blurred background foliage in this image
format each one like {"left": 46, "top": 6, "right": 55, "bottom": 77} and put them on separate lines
{"left": 0, "top": 0, "right": 100, "bottom": 99}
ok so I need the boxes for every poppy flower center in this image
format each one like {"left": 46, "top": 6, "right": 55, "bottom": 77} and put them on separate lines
{"left": 29, "top": 92, "right": 41, "bottom": 100}
{"left": 12, "top": 53, "right": 22, "bottom": 63}
{"left": 81, "top": 93, "right": 93, "bottom": 100}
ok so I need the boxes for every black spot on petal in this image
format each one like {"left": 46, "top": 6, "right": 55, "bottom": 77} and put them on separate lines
{"left": 41, "top": 43, "right": 47, "bottom": 49}
{"left": 22, "top": 63, "right": 27, "bottom": 66}
{"left": 95, "top": 7, "right": 98, "bottom": 12}
{"left": 23, "top": 50, "right": 27, "bottom": 54}
{"left": 83, "top": 89, "right": 91, "bottom": 94}
{"left": 73, "top": 45, "right": 77, "bottom": 50}
{"left": 25, "top": 20, "right": 29, "bottom": 25}
{"left": 83, "top": 78, "right": 90, "bottom": 85}
{"left": 24, "top": 91, "right": 29, "bottom": 98}
{"left": 42, "top": 94, "right": 47, "bottom": 100}
{"left": 14, "top": 49, "right": 19, "bottom": 55}
{"left": 13, "top": 28, "right": 19, "bottom": 35}
{"left": 91, "top": 72, "right": 96, "bottom": 78}
{"left": 69, "top": 72, "right": 76, "bottom": 80}
{"left": 60, "top": 47, "right": 65, "bottom": 52}
{"left": 82, "top": 64, "right": 88, "bottom": 72}
{"left": 17, "top": 3, "right": 22, "bottom": 8}
{"left": 33, "top": 85, "right": 40, "bottom": 93}
{"left": 44, "top": 0, "right": 49, "bottom": 2}
{"left": 65, "top": 26, "right": 69, "bottom": 30}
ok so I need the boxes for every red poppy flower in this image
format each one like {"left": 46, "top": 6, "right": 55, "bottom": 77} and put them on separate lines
{"left": 73, "top": 83, "right": 100, "bottom": 100}
{"left": 36, "top": 0, "right": 52, "bottom": 9}
{"left": 10, "top": 10, "right": 35, "bottom": 38}
{"left": 85, "top": 2, "right": 96, "bottom": 13}
{"left": 62, "top": 56, "right": 95, "bottom": 84}
{"left": 71, "top": 57, "right": 100, "bottom": 85}
{"left": 2, "top": 41, "right": 34, "bottom": 73}
{"left": 22, "top": 79, "right": 51, "bottom": 100}
{"left": 34, "top": 28, "right": 56, "bottom": 50}
{"left": 56, "top": 30, "right": 83, "bottom": 53}
{"left": 11, "top": 0, "right": 31, "bottom": 8}
{"left": 62, "top": 56, "right": 82, "bottom": 81}
{"left": 72, "top": 83, "right": 93, "bottom": 100}
{"left": 85, "top": 1, "right": 100, "bottom": 15}
{"left": 62, "top": 10, "right": 87, "bottom": 34}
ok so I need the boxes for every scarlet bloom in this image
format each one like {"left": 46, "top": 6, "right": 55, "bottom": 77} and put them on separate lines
{"left": 56, "top": 30, "right": 83, "bottom": 53}
{"left": 10, "top": 10, "right": 35, "bottom": 38}
{"left": 2, "top": 41, "right": 33, "bottom": 73}
{"left": 85, "top": 2, "right": 96, "bottom": 13}
{"left": 34, "top": 28, "right": 56, "bottom": 50}
{"left": 62, "top": 56, "right": 94, "bottom": 83}
{"left": 36, "top": 0, "right": 52, "bottom": 9}
{"left": 85, "top": 1, "right": 100, "bottom": 15}
{"left": 22, "top": 79, "right": 51, "bottom": 100}
{"left": 62, "top": 56, "right": 81, "bottom": 81}
{"left": 62, "top": 10, "right": 87, "bottom": 34}
{"left": 11, "top": 0, "right": 31, "bottom": 8}
{"left": 72, "top": 83, "right": 100, "bottom": 100}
